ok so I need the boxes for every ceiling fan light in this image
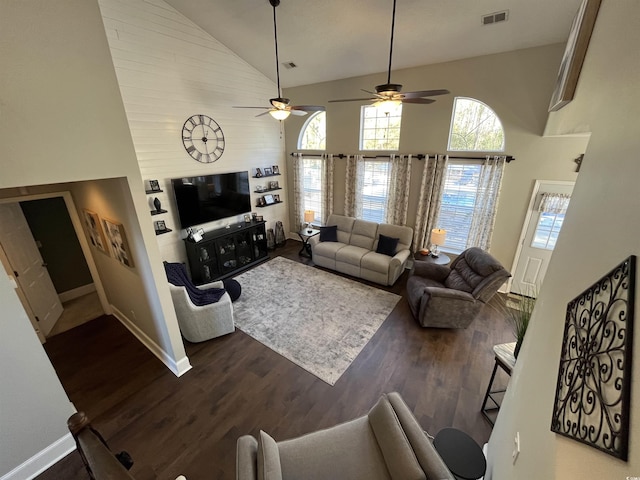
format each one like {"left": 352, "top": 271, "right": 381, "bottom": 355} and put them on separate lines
{"left": 376, "top": 99, "right": 402, "bottom": 114}
{"left": 269, "top": 109, "right": 291, "bottom": 120}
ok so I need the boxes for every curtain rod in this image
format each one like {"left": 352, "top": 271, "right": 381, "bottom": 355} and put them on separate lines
{"left": 290, "top": 152, "right": 515, "bottom": 163}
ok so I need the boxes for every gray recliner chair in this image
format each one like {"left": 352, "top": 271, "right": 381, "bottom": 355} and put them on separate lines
{"left": 236, "top": 392, "right": 454, "bottom": 480}
{"left": 406, "top": 247, "right": 511, "bottom": 328}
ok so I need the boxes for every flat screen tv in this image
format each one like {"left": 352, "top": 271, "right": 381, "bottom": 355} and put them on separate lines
{"left": 171, "top": 171, "right": 251, "bottom": 229}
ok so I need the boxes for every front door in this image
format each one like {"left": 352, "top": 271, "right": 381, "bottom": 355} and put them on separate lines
{"left": 511, "top": 181, "right": 574, "bottom": 297}
{"left": 0, "top": 203, "right": 63, "bottom": 336}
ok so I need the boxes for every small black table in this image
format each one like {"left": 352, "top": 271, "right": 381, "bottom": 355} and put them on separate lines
{"left": 414, "top": 252, "right": 451, "bottom": 266}
{"left": 433, "top": 428, "right": 486, "bottom": 480}
{"left": 297, "top": 228, "right": 320, "bottom": 257}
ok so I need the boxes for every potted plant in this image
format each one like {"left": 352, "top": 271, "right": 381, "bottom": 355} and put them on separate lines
{"left": 496, "top": 287, "right": 537, "bottom": 358}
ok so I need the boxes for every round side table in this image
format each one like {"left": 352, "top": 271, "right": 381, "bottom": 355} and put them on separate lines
{"left": 433, "top": 427, "right": 486, "bottom": 480}
{"left": 414, "top": 252, "right": 451, "bottom": 266}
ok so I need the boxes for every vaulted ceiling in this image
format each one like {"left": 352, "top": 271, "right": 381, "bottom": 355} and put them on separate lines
{"left": 165, "top": 0, "right": 582, "bottom": 88}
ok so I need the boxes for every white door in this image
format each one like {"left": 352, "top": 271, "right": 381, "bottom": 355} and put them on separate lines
{"left": 511, "top": 181, "right": 574, "bottom": 296}
{"left": 0, "top": 203, "right": 63, "bottom": 336}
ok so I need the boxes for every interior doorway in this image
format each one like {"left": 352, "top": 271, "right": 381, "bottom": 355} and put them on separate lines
{"left": 509, "top": 180, "right": 575, "bottom": 296}
{"left": 0, "top": 192, "right": 109, "bottom": 341}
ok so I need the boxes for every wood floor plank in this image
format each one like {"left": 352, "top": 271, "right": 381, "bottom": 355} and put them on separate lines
{"left": 36, "top": 241, "right": 514, "bottom": 480}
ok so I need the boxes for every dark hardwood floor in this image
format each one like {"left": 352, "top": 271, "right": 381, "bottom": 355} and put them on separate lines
{"left": 37, "top": 240, "right": 514, "bottom": 480}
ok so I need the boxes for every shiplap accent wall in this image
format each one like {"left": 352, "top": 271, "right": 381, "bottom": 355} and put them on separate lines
{"left": 99, "top": 0, "right": 288, "bottom": 263}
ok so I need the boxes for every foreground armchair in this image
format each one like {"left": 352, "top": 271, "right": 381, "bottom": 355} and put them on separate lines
{"left": 236, "top": 392, "right": 454, "bottom": 480}
{"left": 164, "top": 262, "right": 234, "bottom": 342}
{"left": 407, "top": 247, "right": 510, "bottom": 328}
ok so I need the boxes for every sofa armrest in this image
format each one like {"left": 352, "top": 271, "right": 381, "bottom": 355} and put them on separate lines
{"left": 412, "top": 261, "right": 450, "bottom": 282}
{"left": 423, "top": 286, "right": 476, "bottom": 303}
{"left": 386, "top": 393, "right": 455, "bottom": 480}
{"left": 237, "top": 435, "right": 258, "bottom": 480}
{"left": 200, "top": 280, "right": 224, "bottom": 290}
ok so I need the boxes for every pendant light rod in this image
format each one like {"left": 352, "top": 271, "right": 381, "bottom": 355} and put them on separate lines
{"left": 272, "top": 0, "right": 282, "bottom": 98}
{"left": 386, "top": 0, "right": 397, "bottom": 85}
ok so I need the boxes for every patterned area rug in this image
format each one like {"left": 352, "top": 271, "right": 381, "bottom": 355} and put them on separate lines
{"left": 232, "top": 256, "right": 401, "bottom": 385}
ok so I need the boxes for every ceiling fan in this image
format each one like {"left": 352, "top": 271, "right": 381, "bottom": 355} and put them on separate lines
{"left": 329, "top": 0, "right": 449, "bottom": 110}
{"left": 234, "top": 0, "right": 325, "bottom": 121}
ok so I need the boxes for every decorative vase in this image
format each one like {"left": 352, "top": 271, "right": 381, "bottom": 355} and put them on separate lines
{"left": 153, "top": 197, "right": 161, "bottom": 212}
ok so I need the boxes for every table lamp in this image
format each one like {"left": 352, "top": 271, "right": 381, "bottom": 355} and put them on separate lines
{"left": 304, "top": 210, "right": 315, "bottom": 233}
{"left": 430, "top": 228, "right": 446, "bottom": 257}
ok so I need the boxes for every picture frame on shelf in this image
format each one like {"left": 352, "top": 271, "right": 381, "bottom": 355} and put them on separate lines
{"left": 255, "top": 168, "right": 263, "bottom": 178}
{"left": 244, "top": 214, "right": 251, "bottom": 223}
{"left": 264, "top": 167, "right": 273, "bottom": 176}
{"left": 257, "top": 197, "right": 266, "bottom": 207}
{"left": 269, "top": 180, "right": 279, "bottom": 189}
{"left": 154, "top": 220, "right": 167, "bottom": 232}
{"left": 263, "top": 194, "right": 275, "bottom": 205}
{"left": 256, "top": 185, "right": 264, "bottom": 192}
{"left": 256, "top": 215, "right": 264, "bottom": 222}
{"left": 252, "top": 212, "right": 258, "bottom": 221}
{"left": 272, "top": 165, "right": 280, "bottom": 175}
{"left": 273, "top": 194, "right": 280, "bottom": 203}
{"left": 149, "top": 179, "right": 161, "bottom": 192}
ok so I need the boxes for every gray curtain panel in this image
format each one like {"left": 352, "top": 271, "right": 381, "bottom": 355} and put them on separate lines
{"left": 344, "top": 155, "right": 364, "bottom": 218}
{"left": 413, "top": 155, "right": 448, "bottom": 252}
{"left": 385, "top": 154, "right": 412, "bottom": 226}
{"left": 467, "top": 155, "right": 506, "bottom": 250}
{"left": 321, "top": 153, "right": 335, "bottom": 224}
{"left": 292, "top": 153, "right": 305, "bottom": 231}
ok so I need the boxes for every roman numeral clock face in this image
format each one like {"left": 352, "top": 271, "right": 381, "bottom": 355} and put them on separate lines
{"left": 181, "top": 114, "right": 225, "bottom": 163}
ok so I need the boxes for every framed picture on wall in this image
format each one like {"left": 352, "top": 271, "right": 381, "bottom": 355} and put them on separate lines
{"left": 102, "top": 218, "right": 135, "bottom": 268}
{"left": 548, "top": 0, "right": 601, "bottom": 112}
{"left": 82, "top": 209, "right": 107, "bottom": 254}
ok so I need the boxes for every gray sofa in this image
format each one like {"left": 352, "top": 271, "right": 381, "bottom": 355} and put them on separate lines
{"left": 308, "top": 214, "right": 413, "bottom": 286}
{"left": 406, "top": 247, "right": 511, "bottom": 328}
{"left": 236, "top": 392, "right": 455, "bottom": 480}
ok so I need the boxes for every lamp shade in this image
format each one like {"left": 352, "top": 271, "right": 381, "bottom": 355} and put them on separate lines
{"left": 430, "top": 228, "right": 446, "bottom": 246}
{"left": 269, "top": 109, "right": 290, "bottom": 120}
{"left": 304, "top": 210, "right": 315, "bottom": 223}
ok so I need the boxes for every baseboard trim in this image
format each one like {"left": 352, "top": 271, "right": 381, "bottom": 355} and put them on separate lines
{"left": 58, "top": 283, "right": 96, "bottom": 303}
{"left": 0, "top": 433, "right": 75, "bottom": 480}
{"left": 110, "top": 305, "right": 192, "bottom": 377}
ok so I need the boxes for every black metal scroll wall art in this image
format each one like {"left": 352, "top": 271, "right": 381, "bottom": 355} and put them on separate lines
{"left": 551, "top": 255, "right": 636, "bottom": 460}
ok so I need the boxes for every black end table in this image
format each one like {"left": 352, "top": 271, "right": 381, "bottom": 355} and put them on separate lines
{"left": 297, "top": 228, "right": 320, "bottom": 257}
{"left": 414, "top": 251, "right": 451, "bottom": 266}
{"left": 433, "top": 428, "right": 486, "bottom": 480}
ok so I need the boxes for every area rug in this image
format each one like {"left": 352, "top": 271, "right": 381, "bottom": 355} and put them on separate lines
{"left": 232, "top": 256, "right": 401, "bottom": 385}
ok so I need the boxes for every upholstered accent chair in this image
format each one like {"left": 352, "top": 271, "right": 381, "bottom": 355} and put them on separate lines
{"left": 406, "top": 247, "right": 511, "bottom": 328}
{"left": 164, "top": 262, "right": 234, "bottom": 342}
{"left": 236, "top": 392, "right": 455, "bottom": 480}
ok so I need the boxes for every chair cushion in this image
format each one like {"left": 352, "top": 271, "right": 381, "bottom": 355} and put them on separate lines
{"left": 376, "top": 234, "right": 399, "bottom": 257}
{"left": 257, "top": 430, "right": 283, "bottom": 480}
{"left": 319, "top": 225, "right": 338, "bottom": 242}
{"left": 445, "top": 248, "right": 505, "bottom": 294}
{"left": 164, "top": 262, "right": 225, "bottom": 305}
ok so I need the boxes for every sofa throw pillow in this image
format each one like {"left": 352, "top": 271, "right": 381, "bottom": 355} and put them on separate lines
{"left": 257, "top": 430, "right": 283, "bottom": 480}
{"left": 319, "top": 225, "right": 338, "bottom": 242}
{"left": 376, "top": 234, "right": 399, "bottom": 257}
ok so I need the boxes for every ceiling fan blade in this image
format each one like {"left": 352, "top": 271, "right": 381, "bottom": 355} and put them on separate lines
{"left": 402, "top": 97, "right": 436, "bottom": 104}
{"left": 290, "top": 105, "right": 326, "bottom": 112}
{"left": 289, "top": 110, "right": 308, "bottom": 116}
{"left": 401, "top": 89, "right": 450, "bottom": 99}
{"left": 328, "top": 97, "right": 377, "bottom": 103}
{"left": 234, "top": 106, "right": 270, "bottom": 110}
{"left": 255, "top": 111, "right": 272, "bottom": 117}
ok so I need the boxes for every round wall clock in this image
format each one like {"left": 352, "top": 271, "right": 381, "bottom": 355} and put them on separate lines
{"left": 181, "top": 114, "right": 225, "bottom": 163}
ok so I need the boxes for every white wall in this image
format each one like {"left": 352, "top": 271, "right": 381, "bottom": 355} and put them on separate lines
{"left": 0, "top": 271, "right": 76, "bottom": 478}
{"left": 488, "top": 1, "right": 640, "bottom": 478}
{"left": 98, "top": 0, "right": 289, "bottom": 264}
{"left": 282, "top": 45, "right": 590, "bottom": 269}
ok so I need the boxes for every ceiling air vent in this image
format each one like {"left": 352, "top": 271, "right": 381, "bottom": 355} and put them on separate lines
{"left": 482, "top": 10, "right": 509, "bottom": 25}
{"left": 282, "top": 61, "right": 297, "bottom": 69}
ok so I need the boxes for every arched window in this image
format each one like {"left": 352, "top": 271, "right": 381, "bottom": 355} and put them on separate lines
{"left": 298, "top": 111, "right": 326, "bottom": 150}
{"left": 447, "top": 97, "right": 504, "bottom": 152}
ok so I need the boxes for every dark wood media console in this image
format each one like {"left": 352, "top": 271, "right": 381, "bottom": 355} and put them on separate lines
{"left": 184, "top": 221, "right": 268, "bottom": 285}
